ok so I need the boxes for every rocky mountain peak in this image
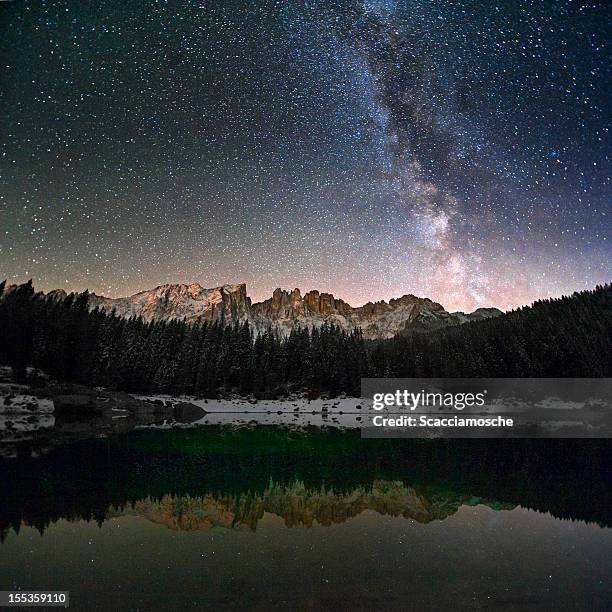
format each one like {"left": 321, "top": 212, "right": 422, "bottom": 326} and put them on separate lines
{"left": 16, "top": 281, "right": 502, "bottom": 339}
{"left": 87, "top": 282, "right": 250, "bottom": 324}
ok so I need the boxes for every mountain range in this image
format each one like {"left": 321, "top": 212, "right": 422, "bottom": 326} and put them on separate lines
{"left": 3, "top": 281, "right": 502, "bottom": 339}
{"left": 75, "top": 282, "right": 503, "bottom": 339}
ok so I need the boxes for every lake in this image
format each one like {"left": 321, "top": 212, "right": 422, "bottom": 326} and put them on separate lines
{"left": 1, "top": 427, "right": 611, "bottom": 611}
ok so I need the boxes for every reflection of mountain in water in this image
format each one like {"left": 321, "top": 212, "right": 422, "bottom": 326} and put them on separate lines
{"left": 1, "top": 427, "right": 611, "bottom": 541}
{"left": 109, "top": 481, "right": 515, "bottom": 531}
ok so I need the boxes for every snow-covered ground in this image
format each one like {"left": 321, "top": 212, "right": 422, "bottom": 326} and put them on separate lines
{"left": 0, "top": 383, "right": 55, "bottom": 432}
{"left": 132, "top": 395, "right": 368, "bottom": 428}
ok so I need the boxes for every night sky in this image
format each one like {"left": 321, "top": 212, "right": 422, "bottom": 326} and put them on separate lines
{"left": 1, "top": 0, "right": 610, "bottom": 311}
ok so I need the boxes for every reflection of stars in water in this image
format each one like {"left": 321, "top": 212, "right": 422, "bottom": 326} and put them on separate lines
{"left": 1, "top": 0, "right": 610, "bottom": 311}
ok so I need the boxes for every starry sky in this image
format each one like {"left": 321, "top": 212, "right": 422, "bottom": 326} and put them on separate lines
{"left": 1, "top": 0, "right": 610, "bottom": 312}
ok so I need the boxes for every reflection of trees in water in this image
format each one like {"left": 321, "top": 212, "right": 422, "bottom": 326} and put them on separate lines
{"left": 106, "top": 481, "right": 517, "bottom": 532}
{"left": 1, "top": 428, "right": 611, "bottom": 540}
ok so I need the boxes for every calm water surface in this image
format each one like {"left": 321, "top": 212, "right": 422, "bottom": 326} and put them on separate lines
{"left": 1, "top": 427, "right": 611, "bottom": 611}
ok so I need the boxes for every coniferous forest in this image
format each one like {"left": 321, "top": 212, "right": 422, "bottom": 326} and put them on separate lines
{"left": 0, "top": 281, "right": 610, "bottom": 398}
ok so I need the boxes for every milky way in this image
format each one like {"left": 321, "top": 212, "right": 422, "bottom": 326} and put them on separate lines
{"left": 1, "top": 0, "right": 610, "bottom": 311}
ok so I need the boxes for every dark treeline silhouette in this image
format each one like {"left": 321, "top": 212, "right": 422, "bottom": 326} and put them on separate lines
{"left": 0, "top": 281, "right": 610, "bottom": 396}
{"left": 370, "top": 283, "right": 611, "bottom": 379}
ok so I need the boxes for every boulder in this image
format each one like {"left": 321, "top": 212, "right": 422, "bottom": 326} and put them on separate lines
{"left": 173, "top": 402, "right": 206, "bottom": 423}
{"left": 53, "top": 394, "right": 102, "bottom": 415}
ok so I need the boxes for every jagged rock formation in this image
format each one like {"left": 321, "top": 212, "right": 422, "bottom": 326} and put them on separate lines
{"left": 250, "top": 289, "right": 482, "bottom": 337}
{"left": 88, "top": 283, "right": 251, "bottom": 324}
{"left": 107, "top": 480, "right": 516, "bottom": 531}
{"left": 87, "top": 283, "right": 502, "bottom": 338}
{"left": 4, "top": 281, "right": 502, "bottom": 339}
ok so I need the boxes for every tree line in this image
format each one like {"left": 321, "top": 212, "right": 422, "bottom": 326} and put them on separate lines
{"left": 0, "top": 281, "right": 609, "bottom": 397}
